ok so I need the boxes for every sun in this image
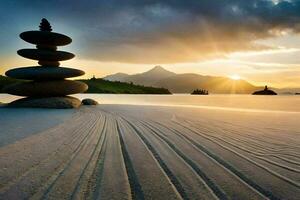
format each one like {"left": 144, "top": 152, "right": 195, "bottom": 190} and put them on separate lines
{"left": 229, "top": 74, "right": 241, "bottom": 80}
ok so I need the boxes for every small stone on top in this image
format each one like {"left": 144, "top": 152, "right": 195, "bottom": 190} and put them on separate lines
{"left": 39, "top": 18, "right": 52, "bottom": 32}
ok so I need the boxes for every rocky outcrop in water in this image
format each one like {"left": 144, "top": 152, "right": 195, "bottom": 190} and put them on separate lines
{"left": 252, "top": 86, "right": 277, "bottom": 95}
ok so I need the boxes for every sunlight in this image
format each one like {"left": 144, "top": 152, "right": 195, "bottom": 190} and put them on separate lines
{"left": 230, "top": 74, "right": 241, "bottom": 80}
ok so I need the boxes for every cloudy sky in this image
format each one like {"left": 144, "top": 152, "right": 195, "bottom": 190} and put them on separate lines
{"left": 1, "top": 0, "right": 300, "bottom": 88}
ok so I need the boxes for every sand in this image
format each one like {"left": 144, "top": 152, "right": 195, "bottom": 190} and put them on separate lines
{"left": 0, "top": 104, "right": 299, "bottom": 200}
{"left": 0, "top": 107, "right": 74, "bottom": 147}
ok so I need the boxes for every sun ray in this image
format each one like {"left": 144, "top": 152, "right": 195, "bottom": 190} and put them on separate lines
{"left": 229, "top": 74, "right": 241, "bottom": 80}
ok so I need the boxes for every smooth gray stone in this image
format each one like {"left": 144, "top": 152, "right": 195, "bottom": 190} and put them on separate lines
{"left": 82, "top": 98, "right": 98, "bottom": 105}
{"left": 7, "top": 96, "right": 81, "bottom": 109}
{"left": 20, "top": 31, "right": 72, "bottom": 46}
{"left": 4, "top": 80, "right": 88, "bottom": 97}
{"left": 18, "top": 49, "right": 75, "bottom": 61}
{"left": 36, "top": 45, "right": 57, "bottom": 51}
{"left": 38, "top": 60, "right": 60, "bottom": 66}
{"left": 6, "top": 66, "right": 85, "bottom": 80}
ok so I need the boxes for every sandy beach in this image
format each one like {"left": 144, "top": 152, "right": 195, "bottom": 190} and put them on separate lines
{"left": 0, "top": 104, "right": 299, "bottom": 200}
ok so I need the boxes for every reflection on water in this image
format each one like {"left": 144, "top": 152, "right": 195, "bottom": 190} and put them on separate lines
{"left": 0, "top": 94, "right": 299, "bottom": 112}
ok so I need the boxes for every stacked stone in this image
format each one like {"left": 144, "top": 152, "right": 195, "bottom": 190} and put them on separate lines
{"left": 4, "top": 18, "right": 88, "bottom": 108}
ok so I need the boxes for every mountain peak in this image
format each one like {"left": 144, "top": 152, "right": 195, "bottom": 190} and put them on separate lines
{"left": 146, "top": 66, "right": 175, "bottom": 75}
{"left": 152, "top": 65, "right": 165, "bottom": 71}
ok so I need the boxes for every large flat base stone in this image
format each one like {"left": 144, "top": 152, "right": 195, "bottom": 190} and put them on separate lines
{"left": 4, "top": 80, "right": 88, "bottom": 97}
{"left": 7, "top": 96, "right": 82, "bottom": 109}
{"left": 5, "top": 66, "right": 85, "bottom": 80}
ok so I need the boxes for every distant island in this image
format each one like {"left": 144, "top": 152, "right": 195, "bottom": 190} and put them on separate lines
{"left": 191, "top": 89, "right": 209, "bottom": 95}
{"left": 0, "top": 75, "right": 171, "bottom": 95}
{"left": 252, "top": 86, "right": 277, "bottom": 95}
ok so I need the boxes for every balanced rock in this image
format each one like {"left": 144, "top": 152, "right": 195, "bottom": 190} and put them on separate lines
{"left": 19, "top": 18, "right": 72, "bottom": 47}
{"left": 4, "top": 18, "right": 88, "bottom": 108}
{"left": 7, "top": 96, "right": 82, "bottom": 109}
{"left": 20, "top": 31, "right": 72, "bottom": 46}
{"left": 4, "top": 80, "right": 88, "bottom": 97}
{"left": 38, "top": 60, "right": 60, "bottom": 66}
{"left": 82, "top": 98, "right": 98, "bottom": 105}
{"left": 17, "top": 49, "right": 75, "bottom": 61}
{"left": 6, "top": 66, "right": 85, "bottom": 80}
{"left": 39, "top": 18, "right": 52, "bottom": 32}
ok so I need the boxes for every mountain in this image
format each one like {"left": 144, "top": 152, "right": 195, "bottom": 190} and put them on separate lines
{"left": 272, "top": 87, "right": 300, "bottom": 94}
{"left": 104, "top": 66, "right": 260, "bottom": 94}
{"left": 104, "top": 72, "right": 129, "bottom": 82}
{"left": 105, "top": 66, "right": 176, "bottom": 86}
{"left": 154, "top": 74, "right": 259, "bottom": 93}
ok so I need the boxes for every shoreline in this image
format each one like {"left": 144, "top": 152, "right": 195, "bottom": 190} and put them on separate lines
{"left": 2, "top": 93, "right": 299, "bottom": 113}
{"left": 1, "top": 101, "right": 299, "bottom": 114}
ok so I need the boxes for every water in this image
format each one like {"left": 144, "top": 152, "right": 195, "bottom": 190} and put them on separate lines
{"left": 1, "top": 94, "right": 299, "bottom": 113}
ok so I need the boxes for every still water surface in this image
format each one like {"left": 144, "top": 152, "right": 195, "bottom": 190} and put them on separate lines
{"left": 1, "top": 94, "right": 299, "bottom": 112}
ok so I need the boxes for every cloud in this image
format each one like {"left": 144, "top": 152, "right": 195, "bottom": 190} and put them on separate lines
{"left": 2, "top": 0, "right": 300, "bottom": 63}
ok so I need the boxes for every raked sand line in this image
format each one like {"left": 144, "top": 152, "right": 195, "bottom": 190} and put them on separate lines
{"left": 193, "top": 118, "right": 300, "bottom": 161}
{"left": 117, "top": 121, "right": 145, "bottom": 200}
{"left": 1, "top": 113, "right": 101, "bottom": 199}
{"left": 170, "top": 119, "right": 298, "bottom": 199}
{"left": 159, "top": 120, "right": 275, "bottom": 200}
{"left": 37, "top": 115, "right": 103, "bottom": 199}
{"left": 143, "top": 120, "right": 266, "bottom": 200}
{"left": 188, "top": 119, "right": 300, "bottom": 174}
{"left": 140, "top": 120, "right": 228, "bottom": 200}
{"left": 0, "top": 105, "right": 299, "bottom": 199}
{"left": 123, "top": 118, "right": 191, "bottom": 200}
{"left": 117, "top": 117, "right": 182, "bottom": 200}
{"left": 0, "top": 112, "right": 88, "bottom": 191}
{"left": 180, "top": 119, "right": 300, "bottom": 186}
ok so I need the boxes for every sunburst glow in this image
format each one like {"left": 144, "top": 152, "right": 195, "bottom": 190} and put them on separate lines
{"left": 230, "top": 74, "right": 241, "bottom": 80}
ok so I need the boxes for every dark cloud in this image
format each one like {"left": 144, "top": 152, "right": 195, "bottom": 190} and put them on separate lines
{"left": 1, "top": 0, "right": 300, "bottom": 63}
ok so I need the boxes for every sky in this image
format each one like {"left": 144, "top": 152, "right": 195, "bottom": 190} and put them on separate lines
{"left": 1, "top": 0, "right": 300, "bottom": 88}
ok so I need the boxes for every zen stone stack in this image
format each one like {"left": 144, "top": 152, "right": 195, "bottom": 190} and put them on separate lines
{"left": 4, "top": 18, "right": 88, "bottom": 108}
